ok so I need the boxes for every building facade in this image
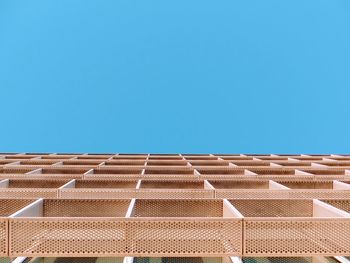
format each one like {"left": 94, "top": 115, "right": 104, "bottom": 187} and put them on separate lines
{"left": 1, "top": 153, "right": 350, "bottom": 263}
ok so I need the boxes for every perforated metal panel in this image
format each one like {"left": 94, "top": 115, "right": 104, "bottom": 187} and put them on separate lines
{"left": 139, "top": 180, "right": 205, "bottom": 189}
{"left": 60, "top": 180, "right": 139, "bottom": 199}
{"left": 27, "top": 257, "right": 124, "bottom": 263}
{"left": 133, "top": 257, "right": 227, "bottom": 263}
{"left": 300, "top": 169, "right": 348, "bottom": 180}
{"left": 0, "top": 179, "right": 68, "bottom": 199}
{"left": 10, "top": 218, "right": 242, "bottom": 257}
{"left": 144, "top": 168, "right": 194, "bottom": 175}
{"left": 60, "top": 189, "right": 138, "bottom": 199}
{"left": 86, "top": 168, "right": 143, "bottom": 180}
{"left": 74, "top": 180, "right": 138, "bottom": 189}
{"left": 216, "top": 189, "right": 350, "bottom": 199}
{"left": 131, "top": 199, "right": 223, "bottom": 217}
{"left": 0, "top": 220, "right": 7, "bottom": 256}
{"left": 0, "top": 189, "right": 59, "bottom": 199}
{"left": 142, "top": 168, "right": 198, "bottom": 180}
{"left": 247, "top": 168, "right": 303, "bottom": 176}
{"left": 9, "top": 199, "right": 243, "bottom": 257}
{"left": 126, "top": 200, "right": 242, "bottom": 256}
{"left": 10, "top": 218, "right": 129, "bottom": 256}
{"left": 128, "top": 219, "right": 242, "bottom": 256}
{"left": 0, "top": 199, "right": 36, "bottom": 256}
{"left": 243, "top": 218, "right": 350, "bottom": 256}
{"left": 2, "top": 152, "right": 350, "bottom": 258}
{"left": 208, "top": 180, "right": 270, "bottom": 189}
{"left": 0, "top": 199, "right": 38, "bottom": 217}
{"left": 277, "top": 180, "right": 334, "bottom": 189}
{"left": 42, "top": 199, "right": 130, "bottom": 217}
{"left": 197, "top": 168, "right": 246, "bottom": 176}
{"left": 136, "top": 189, "right": 213, "bottom": 199}
{"left": 229, "top": 199, "right": 314, "bottom": 217}
{"left": 242, "top": 258, "right": 338, "bottom": 263}
{"left": 242, "top": 258, "right": 313, "bottom": 263}
{"left": 136, "top": 180, "right": 214, "bottom": 199}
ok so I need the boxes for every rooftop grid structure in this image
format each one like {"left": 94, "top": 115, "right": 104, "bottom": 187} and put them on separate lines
{"left": 1, "top": 153, "right": 350, "bottom": 263}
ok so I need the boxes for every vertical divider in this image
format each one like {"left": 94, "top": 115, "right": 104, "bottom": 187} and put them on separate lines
{"left": 223, "top": 198, "right": 245, "bottom": 256}
{"left": 269, "top": 180, "right": 290, "bottom": 190}
{"left": 140, "top": 169, "right": 146, "bottom": 179}
{"left": 125, "top": 198, "right": 136, "bottom": 218}
{"left": 83, "top": 169, "right": 94, "bottom": 179}
{"left": 144, "top": 154, "right": 150, "bottom": 168}
{"left": 333, "top": 256, "right": 350, "bottom": 263}
{"left": 230, "top": 256, "right": 243, "bottom": 263}
{"left": 0, "top": 179, "right": 9, "bottom": 188}
{"left": 270, "top": 163, "right": 283, "bottom": 167}
{"left": 135, "top": 180, "right": 141, "bottom": 198}
{"left": 194, "top": 169, "right": 201, "bottom": 179}
{"left": 5, "top": 215, "right": 8, "bottom": 259}
{"left": 323, "top": 157, "right": 338, "bottom": 162}
{"left": 136, "top": 180, "right": 141, "bottom": 190}
{"left": 123, "top": 257, "right": 134, "bottom": 263}
{"left": 98, "top": 161, "right": 106, "bottom": 167}
{"left": 333, "top": 180, "right": 350, "bottom": 190}
{"left": 345, "top": 169, "right": 350, "bottom": 177}
{"left": 4, "top": 161, "right": 20, "bottom": 166}
{"left": 242, "top": 212, "right": 245, "bottom": 257}
{"left": 125, "top": 198, "right": 136, "bottom": 255}
{"left": 186, "top": 161, "right": 192, "bottom": 167}
{"left": 58, "top": 179, "right": 76, "bottom": 198}
{"left": 313, "top": 199, "right": 350, "bottom": 217}
{"left": 204, "top": 180, "right": 215, "bottom": 198}
{"left": 52, "top": 161, "right": 63, "bottom": 166}
{"left": 10, "top": 199, "right": 44, "bottom": 218}
{"left": 26, "top": 168, "right": 42, "bottom": 175}
{"left": 311, "top": 163, "right": 328, "bottom": 168}
{"left": 244, "top": 169, "right": 257, "bottom": 177}
{"left": 223, "top": 199, "right": 243, "bottom": 218}
{"left": 295, "top": 169, "right": 314, "bottom": 176}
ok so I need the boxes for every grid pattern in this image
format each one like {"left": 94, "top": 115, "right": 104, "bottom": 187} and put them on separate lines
{"left": 1, "top": 153, "right": 350, "bottom": 259}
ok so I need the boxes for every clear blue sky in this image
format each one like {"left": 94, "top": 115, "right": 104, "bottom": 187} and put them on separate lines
{"left": 0, "top": 1, "right": 349, "bottom": 154}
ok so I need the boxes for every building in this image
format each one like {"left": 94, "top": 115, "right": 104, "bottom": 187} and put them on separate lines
{"left": 1, "top": 153, "right": 350, "bottom": 263}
